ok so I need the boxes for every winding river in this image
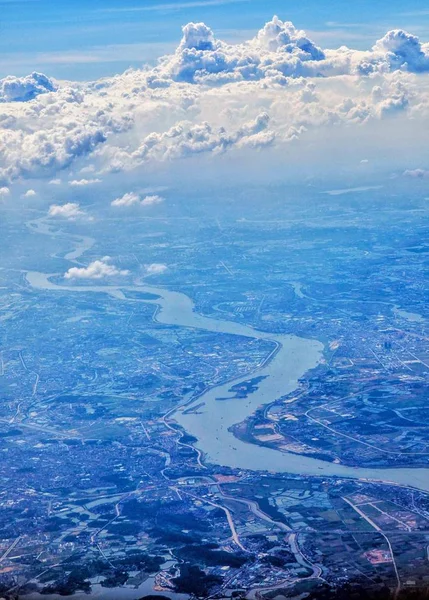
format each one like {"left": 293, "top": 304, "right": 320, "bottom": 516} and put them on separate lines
{"left": 25, "top": 266, "right": 429, "bottom": 493}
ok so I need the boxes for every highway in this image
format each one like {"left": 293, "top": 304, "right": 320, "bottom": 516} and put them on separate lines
{"left": 179, "top": 488, "right": 249, "bottom": 553}
{"left": 342, "top": 496, "right": 401, "bottom": 599}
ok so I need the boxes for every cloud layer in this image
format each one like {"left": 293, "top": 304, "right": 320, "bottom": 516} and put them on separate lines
{"left": 1, "top": 17, "right": 429, "bottom": 185}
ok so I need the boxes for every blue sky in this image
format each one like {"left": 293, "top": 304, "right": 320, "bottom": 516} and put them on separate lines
{"left": 2, "top": 0, "right": 429, "bottom": 79}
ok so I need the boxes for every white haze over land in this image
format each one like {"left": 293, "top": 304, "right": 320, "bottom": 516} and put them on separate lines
{"left": 1, "top": 16, "right": 429, "bottom": 187}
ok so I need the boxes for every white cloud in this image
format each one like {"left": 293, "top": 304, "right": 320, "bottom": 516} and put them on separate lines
{"left": 118, "top": 111, "right": 274, "bottom": 172}
{"left": 64, "top": 257, "right": 129, "bottom": 279}
{"left": 48, "top": 202, "right": 85, "bottom": 219}
{"left": 145, "top": 263, "right": 168, "bottom": 275}
{"left": 0, "top": 72, "right": 56, "bottom": 103}
{"left": 1, "top": 17, "right": 429, "bottom": 185}
{"left": 156, "top": 17, "right": 327, "bottom": 85}
{"left": 0, "top": 186, "right": 10, "bottom": 197}
{"left": 111, "top": 192, "right": 141, "bottom": 207}
{"left": 141, "top": 194, "right": 164, "bottom": 206}
{"left": 22, "top": 189, "right": 36, "bottom": 198}
{"left": 150, "top": 17, "right": 429, "bottom": 85}
{"left": 372, "top": 30, "right": 429, "bottom": 73}
{"left": 69, "top": 178, "right": 102, "bottom": 186}
{"left": 111, "top": 192, "right": 165, "bottom": 207}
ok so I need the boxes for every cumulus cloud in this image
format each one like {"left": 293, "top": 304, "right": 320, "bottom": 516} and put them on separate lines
{"left": 111, "top": 192, "right": 165, "bottom": 207}
{"left": 115, "top": 111, "right": 274, "bottom": 173}
{"left": 0, "top": 84, "right": 132, "bottom": 183}
{"left": 111, "top": 192, "right": 141, "bottom": 207}
{"left": 0, "top": 186, "right": 10, "bottom": 197}
{"left": 64, "top": 257, "right": 129, "bottom": 279}
{"left": 372, "top": 30, "right": 429, "bottom": 73}
{"left": 22, "top": 189, "right": 37, "bottom": 198}
{"left": 69, "top": 178, "right": 102, "bottom": 186}
{"left": 145, "top": 263, "right": 168, "bottom": 275}
{"left": 150, "top": 16, "right": 429, "bottom": 85}
{"left": 48, "top": 202, "right": 85, "bottom": 219}
{"left": 141, "top": 194, "right": 164, "bottom": 206}
{"left": 0, "top": 72, "right": 57, "bottom": 103}
{"left": 1, "top": 17, "right": 429, "bottom": 184}
{"left": 155, "top": 16, "right": 327, "bottom": 85}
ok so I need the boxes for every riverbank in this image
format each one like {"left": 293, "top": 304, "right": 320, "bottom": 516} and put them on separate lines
{"left": 25, "top": 270, "right": 429, "bottom": 493}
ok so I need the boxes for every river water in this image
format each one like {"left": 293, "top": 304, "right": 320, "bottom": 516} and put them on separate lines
{"left": 25, "top": 270, "right": 429, "bottom": 492}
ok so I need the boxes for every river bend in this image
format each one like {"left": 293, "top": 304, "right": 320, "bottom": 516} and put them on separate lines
{"left": 25, "top": 270, "right": 429, "bottom": 493}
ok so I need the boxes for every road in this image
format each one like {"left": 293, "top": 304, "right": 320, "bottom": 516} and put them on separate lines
{"left": 219, "top": 489, "right": 290, "bottom": 531}
{"left": 0, "top": 536, "right": 22, "bottom": 563}
{"left": 305, "top": 403, "right": 429, "bottom": 456}
{"left": 342, "top": 496, "right": 401, "bottom": 599}
{"left": 178, "top": 488, "right": 249, "bottom": 553}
